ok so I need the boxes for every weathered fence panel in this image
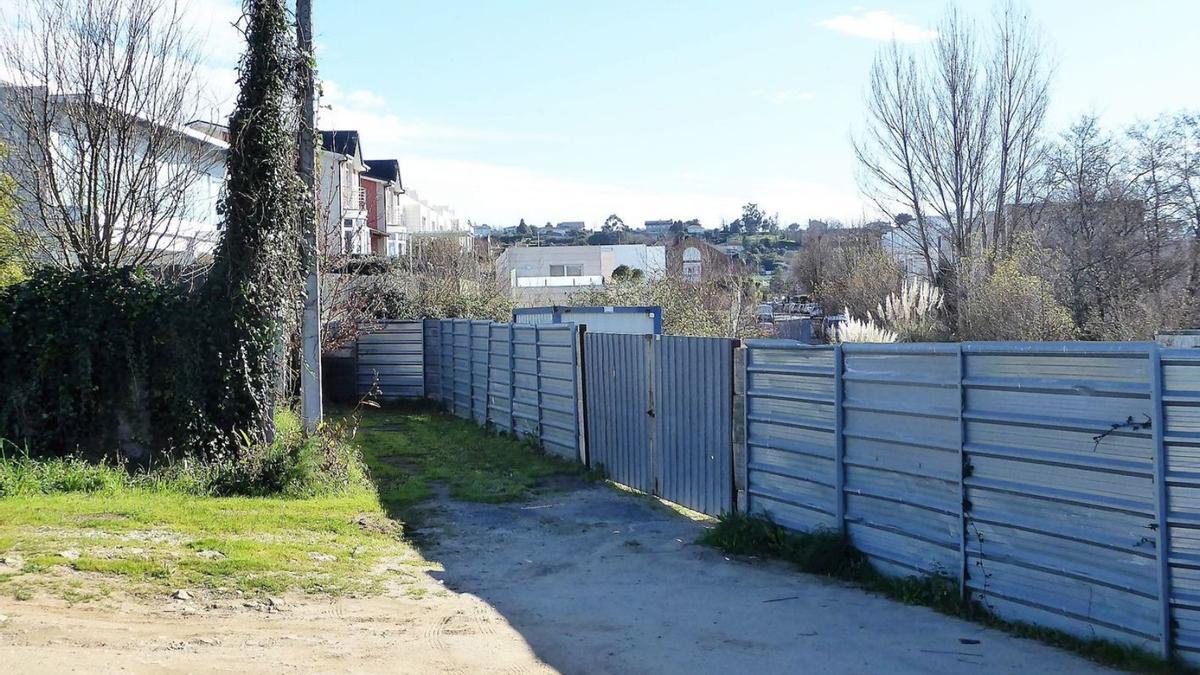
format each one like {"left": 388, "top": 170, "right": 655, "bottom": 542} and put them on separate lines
{"left": 487, "top": 323, "right": 515, "bottom": 433}
{"left": 533, "top": 324, "right": 582, "bottom": 461}
{"left": 355, "top": 320, "right": 424, "bottom": 399}
{"left": 422, "top": 320, "right": 442, "bottom": 401}
{"left": 1161, "top": 348, "right": 1200, "bottom": 662}
{"left": 962, "top": 343, "right": 1162, "bottom": 651}
{"left": 743, "top": 342, "right": 838, "bottom": 532}
{"left": 469, "top": 321, "right": 490, "bottom": 425}
{"left": 449, "top": 320, "right": 472, "bottom": 419}
{"left": 438, "top": 319, "right": 454, "bottom": 409}
{"left": 842, "top": 343, "right": 961, "bottom": 580}
{"left": 585, "top": 333, "right": 653, "bottom": 493}
{"left": 654, "top": 336, "right": 734, "bottom": 516}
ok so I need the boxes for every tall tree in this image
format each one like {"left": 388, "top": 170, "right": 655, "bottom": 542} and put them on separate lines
{"left": 989, "top": 0, "right": 1050, "bottom": 250}
{"left": 201, "top": 0, "right": 304, "bottom": 453}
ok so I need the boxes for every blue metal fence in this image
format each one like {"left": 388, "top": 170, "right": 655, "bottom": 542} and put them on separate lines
{"left": 742, "top": 340, "right": 1192, "bottom": 660}
{"left": 355, "top": 318, "right": 1200, "bottom": 663}
{"left": 420, "top": 319, "right": 583, "bottom": 462}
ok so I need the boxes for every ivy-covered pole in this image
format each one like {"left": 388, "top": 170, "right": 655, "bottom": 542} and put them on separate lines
{"left": 201, "top": 0, "right": 304, "bottom": 456}
{"left": 297, "top": 0, "right": 322, "bottom": 432}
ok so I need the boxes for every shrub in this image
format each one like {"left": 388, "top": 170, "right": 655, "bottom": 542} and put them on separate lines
{"left": 958, "top": 236, "right": 1076, "bottom": 341}
{"left": 877, "top": 278, "right": 948, "bottom": 342}
{"left": 834, "top": 307, "right": 898, "bottom": 343}
{"left": 0, "top": 410, "right": 369, "bottom": 499}
{"left": 0, "top": 267, "right": 202, "bottom": 461}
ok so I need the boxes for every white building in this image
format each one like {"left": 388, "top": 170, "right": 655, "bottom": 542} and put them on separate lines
{"left": 0, "top": 87, "right": 228, "bottom": 266}
{"left": 496, "top": 243, "right": 666, "bottom": 303}
{"left": 318, "top": 130, "right": 370, "bottom": 255}
{"left": 881, "top": 217, "right": 954, "bottom": 280}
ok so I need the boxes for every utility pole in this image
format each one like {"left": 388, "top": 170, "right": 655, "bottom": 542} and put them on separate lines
{"left": 297, "top": 0, "right": 322, "bottom": 432}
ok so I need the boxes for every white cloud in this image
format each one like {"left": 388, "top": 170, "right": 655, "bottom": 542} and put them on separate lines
{"left": 817, "top": 10, "right": 936, "bottom": 43}
{"left": 319, "top": 80, "right": 558, "bottom": 145}
{"left": 318, "top": 81, "right": 864, "bottom": 227}
{"left": 390, "top": 154, "right": 864, "bottom": 230}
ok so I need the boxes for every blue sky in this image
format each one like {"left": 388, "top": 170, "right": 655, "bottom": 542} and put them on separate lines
{"left": 196, "top": 1, "right": 1200, "bottom": 228}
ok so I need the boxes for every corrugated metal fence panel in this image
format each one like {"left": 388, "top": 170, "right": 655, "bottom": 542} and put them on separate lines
{"left": 511, "top": 325, "right": 541, "bottom": 439}
{"left": 488, "top": 323, "right": 515, "bottom": 432}
{"left": 470, "top": 320, "right": 492, "bottom": 424}
{"left": 962, "top": 342, "right": 1162, "bottom": 650}
{"left": 355, "top": 321, "right": 424, "bottom": 399}
{"left": 654, "top": 336, "right": 734, "bottom": 516}
{"left": 585, "top": 333, "right": 653, "bottom": 493}
{"left": 744, "top": 342, "right": 838, "bottom": 532}
{"left": 422, "top": 320, "right": 442, "bottom": 401}
{"left": 451, "top": 320, "right": 473, "bottom": 419}
{"left": 842, "top": 344, "right": 961, "bottom": 579}
{"left": 438, "top": 319, "right": 455, "bottom": 408}
{"left": 1163, "top": 348, "right": 1200, "bottom": 662}
{"left": 535, "top": 324, "right": 581, "bottom": 461}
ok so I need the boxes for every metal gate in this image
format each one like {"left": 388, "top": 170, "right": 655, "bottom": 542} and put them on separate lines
{"left": 585, "top": 333, "right": 653, "bottom": 492}
{"left": 654, "top": 336, "right": 734, "bottom": 515}
{"left": 584, "top": 333, "right": 735, "bottom": 515}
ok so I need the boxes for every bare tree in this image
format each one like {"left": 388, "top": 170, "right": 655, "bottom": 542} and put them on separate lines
{"left": 915, "top": 5, "right": 995, "bottom": 260}
{"left": 989, "top": 0, "right": 1050, "bottom": 250}
{"left": 854, "top": 42, "right": 937, "bottom": 279}
{"left": 0, "top": 0, "right": 216, "bottom": 271}
{"left": 1173, "top": 114, "right": 1200, "bottom": 310}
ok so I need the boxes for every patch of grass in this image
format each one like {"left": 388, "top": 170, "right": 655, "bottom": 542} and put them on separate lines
{"left": 355, "top": 405, "right": 595, "bottom": 515}
{"left": 0, "top": 490, "right": 428, "bottom": 599}
{"left": 700, "top": 513, "right": 1190, "bottom": 674}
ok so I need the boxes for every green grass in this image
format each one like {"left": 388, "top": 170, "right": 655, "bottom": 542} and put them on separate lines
{"left": 0, "top": 404, "right": 592, "bottom": 603}
{"left": 354, "top": 404, "right": 595, "bottom": 516}
{"left": 700, "top": 513, "right": 1191, "bottom": 674}
{"left": 0, "top": 490, "right": 427, "bottom": 600}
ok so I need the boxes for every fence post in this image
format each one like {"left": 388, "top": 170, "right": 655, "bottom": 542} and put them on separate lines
{"left": 1150, "top": 343, "right": 1172, "bottom": 660}
{"left": 508, "top": 323, "right": 517, "bottom": 434}
{"left": 646, "top": 333, "right": 658, "bottom": 497}
{"left": 535, "top": 325, "right": 544, "bottom": 442}
{"left": 957, "top": 342, "right": 968, "bottom": 603}
{"left": 574, "top": 325, "right": 588, "bottom": 466}
{"left": 732, "top": 346, "right": 748, "bottom": 513}
{"left": 833, "top": 344, "right": 846, "bottom": 536}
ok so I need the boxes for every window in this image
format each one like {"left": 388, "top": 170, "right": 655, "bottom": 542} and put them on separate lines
{"left": 549, "top": 264, "right": 583, "bottom": 277}
{"left": 682, "top": 246, "right": 702, "bottom": 282}
{"left": 342, "top": 218, "right": 357, "bottom": 254}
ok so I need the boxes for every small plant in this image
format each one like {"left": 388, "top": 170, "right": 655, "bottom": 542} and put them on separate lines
{"left": 833, "top": 307, "right": 898, "bottom": 343}
{"left": 876, "top": 278, "right": 948, "bottom": 342}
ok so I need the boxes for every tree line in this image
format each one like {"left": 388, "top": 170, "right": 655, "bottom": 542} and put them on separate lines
{"left": 830, "top": 1, "right": 1198, "bottom": 341}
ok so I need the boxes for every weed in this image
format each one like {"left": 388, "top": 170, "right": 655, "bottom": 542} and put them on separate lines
{"left": 700, "top": 513, "right": 1191, "bottom": 674}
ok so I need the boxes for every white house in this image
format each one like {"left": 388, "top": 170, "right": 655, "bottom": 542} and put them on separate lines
{"left": 0, "top": 87, "right": 229, "bottom": 267}
{"left": 496, "top": 243, "right": 666, "bottom": 303}
{"left": 318, "top": 130, "right": 370, "bottom": 255}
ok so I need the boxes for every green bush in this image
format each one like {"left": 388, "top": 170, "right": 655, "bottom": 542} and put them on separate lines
{"left": 0, "top": 411, "right": 370, "bottom": 499}
{"left": 0, "top": 267, "right": 202, "bottom": 461}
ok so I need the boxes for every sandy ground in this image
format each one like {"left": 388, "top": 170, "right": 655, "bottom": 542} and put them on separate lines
{"left": 0, "top": 479, "right": 1112, "bottom": 674}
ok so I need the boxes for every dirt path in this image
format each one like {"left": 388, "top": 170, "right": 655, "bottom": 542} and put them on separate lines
{"left": 0, "top": 479, "right": 1112, "bottom": 674}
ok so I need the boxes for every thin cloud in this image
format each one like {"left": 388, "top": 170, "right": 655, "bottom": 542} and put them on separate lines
{"left": 817, "top": 10, "right": 936, "bottom": 43}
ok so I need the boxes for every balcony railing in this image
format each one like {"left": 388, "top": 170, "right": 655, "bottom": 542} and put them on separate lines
{"left": 514, "top": 275, "right": 604, "bottom": 289}
{"left": 341, "top": 186, "right": 366, "bottom": 210}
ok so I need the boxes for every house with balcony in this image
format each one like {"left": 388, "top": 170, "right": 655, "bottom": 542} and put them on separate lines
{"left": 318, "top": 130, "right": 369, "bottom": 255}
{"left": 496, "top": 243, "right": 666, "bottom": 303}
{"left": 0, "top": 86, "right": 228, "bottom": 268}
{"left": 361, "top": 159, "right": 405, "bottom": 257}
